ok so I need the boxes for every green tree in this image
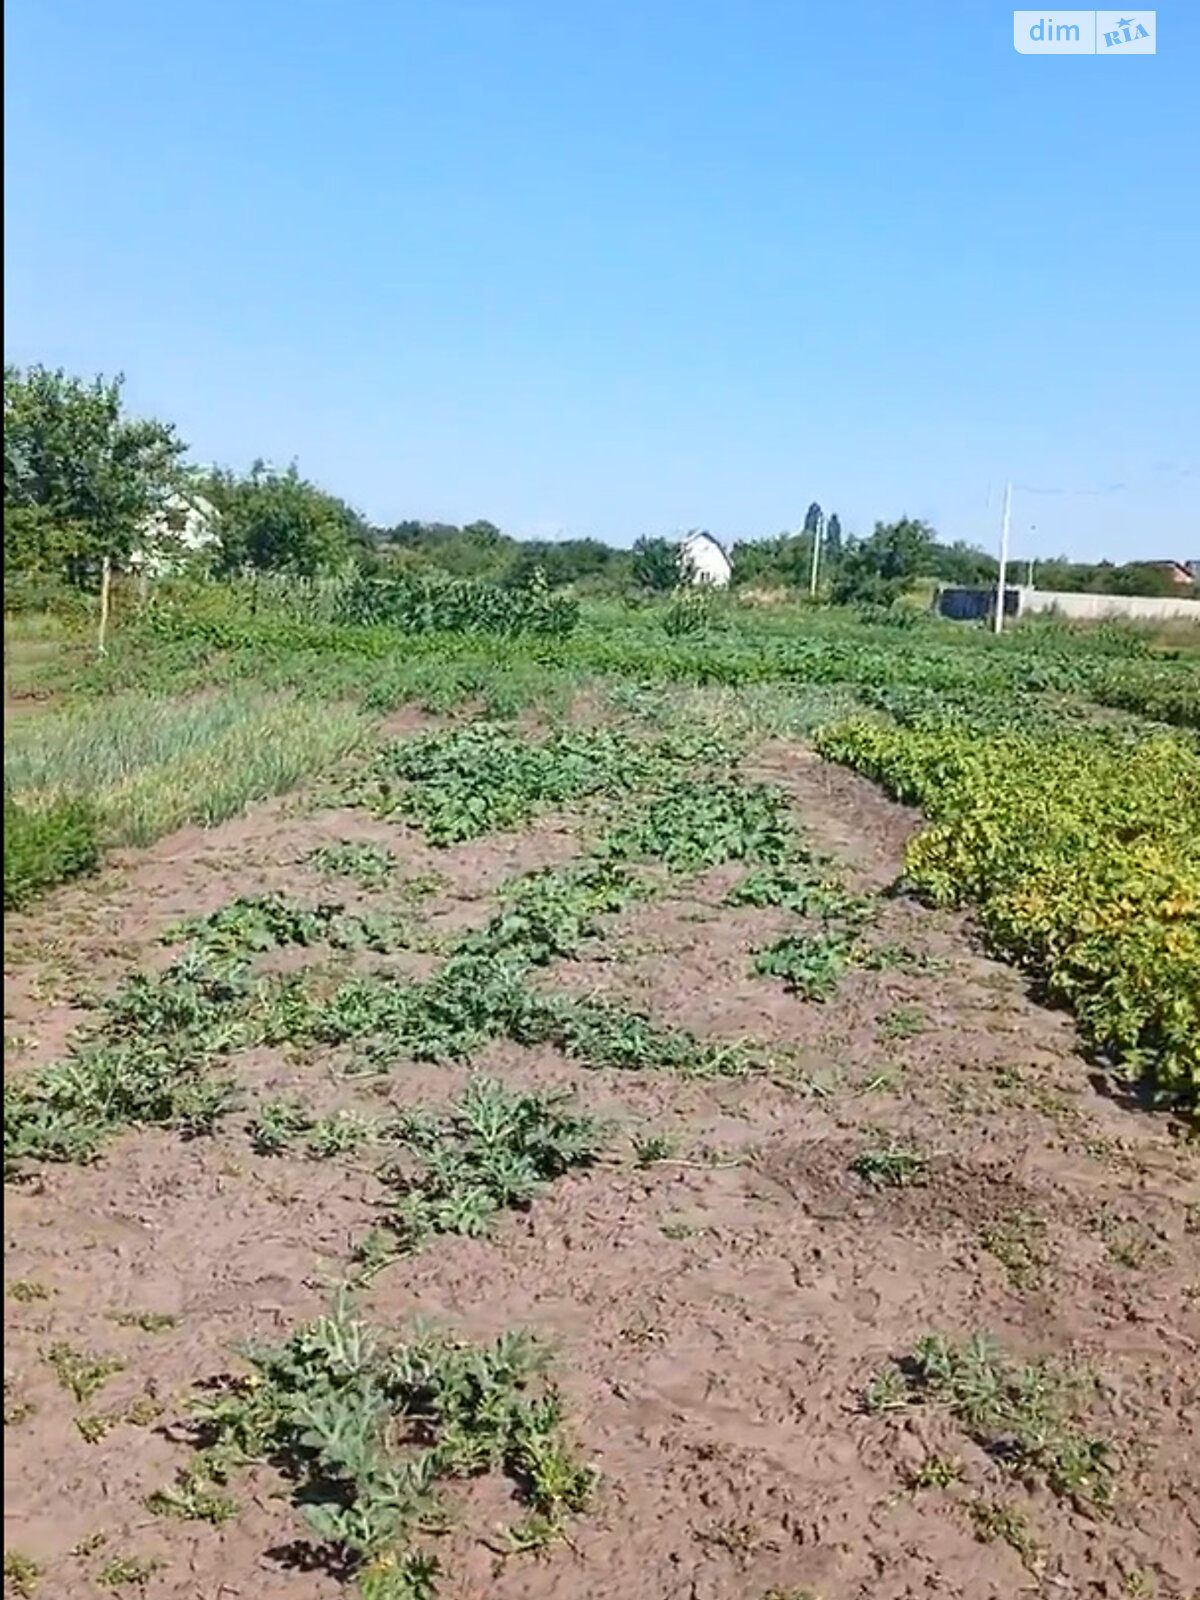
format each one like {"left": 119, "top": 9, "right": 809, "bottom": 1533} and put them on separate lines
{"left": 503, "top": 537, "right": 617, "bottom": 589}
{"left": 731, "top": 532, "right": 813, "bottom": 588}
{"left": 932, "top": 539, "right": 998, "bottom": 586}
{"left": 4, "top": 364, "right": 186, "bottom": 584}
{"left": 631, "top": 536, "right": 682, "bottom": 592}
{"left": 803, "top": 501, "right": 823, "bottom": 536}
{"left": 830, "top": 517, "right": 939, "bottom": 605}
{"left": 207, "top": 462, "right": 368, "bottom": 577}
{"left": 825, "top": 513, "right": 843, "bottom": 560}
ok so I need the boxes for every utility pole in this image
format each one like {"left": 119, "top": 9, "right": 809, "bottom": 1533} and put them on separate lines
{"left": 808, "top": 510, "right": 824, "bottom": 599}
{"left": 994, "top": 482, "right": 1012, "bottom": 634}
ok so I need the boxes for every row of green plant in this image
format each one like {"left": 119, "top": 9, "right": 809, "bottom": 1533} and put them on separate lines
{"left": 332, "top": 568, "right": 579, "bottom": 637}
{"left": 353, "top": 721, "right": 735, "bottom": 845}
{"left": 4, "top": 837, "right": 758, "bottom": 1178}
{"left": 76, "top": 584, "right": 1195, "bottom": 722}
{"left": 3, "top": 689, "right": 370, "bottom": 905}
{"left": 816, "top": 719, "right": 1200, "bottom": 1107}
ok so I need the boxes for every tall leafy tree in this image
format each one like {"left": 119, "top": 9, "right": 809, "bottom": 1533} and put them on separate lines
{"left": 4, "top": 364, "right": 185, "bottom": 584}
{"left": 830, "top": 517, "right": 940, "bottom": 604}
{"left": 206, "top": 461, "right": 368, "bottom": 577}
{"left": 631, "top": 536, "right": 681, "bottom": 592}
{"left": 803, "top": 501, "right": 823, "bottom": 536}
{"left": 824, "top": 512, "right": 843, "bottom": 560}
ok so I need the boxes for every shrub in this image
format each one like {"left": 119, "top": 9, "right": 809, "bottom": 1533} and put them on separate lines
{"left": 4, "top": 791, "right": 101, "bottom": 909}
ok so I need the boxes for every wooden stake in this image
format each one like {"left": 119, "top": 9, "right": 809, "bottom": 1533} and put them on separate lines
{"left": 98, "top": 555, "right": 112, "bottom": 657}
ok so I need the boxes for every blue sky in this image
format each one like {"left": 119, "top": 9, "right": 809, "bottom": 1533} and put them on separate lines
{"left": 5, "top": 2, "right": 1197, "bottom": 560}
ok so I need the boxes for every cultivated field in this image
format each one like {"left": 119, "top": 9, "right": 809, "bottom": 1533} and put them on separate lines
{"left": 4, "top": 589, "right": 1198, "bottom": 1600}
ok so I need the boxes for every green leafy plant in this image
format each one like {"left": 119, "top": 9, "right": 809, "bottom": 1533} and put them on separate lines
{"left": 97, "top": 1555, "right": 160, "bottom": 1589}
{"left": 43, "top": 1343, "right": 125, "bottom": 1403}
{"left": 5, "top": 954, "right": 244, "bottom": 1177}
{"left": 307, "top": 839, "right": 400, "bottom": 889}
{"left": 250, "top": 1097, "right": 315, "bottom": 1155}
{"left": 908, "top": 1453, "right": 964, "bottom": 1489}
{"left": 816, "top": 719, "right": 1200, "bottom": 1106}
{"left": 107, "top": 1310, "right": 178, "bottom": 1333}
{"left": 3, "top": 1551, "right": 41, "bottom": 1597}
{"left": 600, "top": 777, "right": 794, "bottom": 872}
{"left": 879, "top": 1004, "right": 927, "bottom": 1041}
{"left": 754, "top": 931, "right": 854, "bottom": 1001}
{"left": 378, "top": 1077, "right": 605, "bottom": 1247}
{"left": 968, "top": 1498, "right": 1039, "bottom": 1564}
{"left": 170, "top": 893, "right": 410, "bottom": 960}
{"left": 4, "top": 792, "right": 101, "bottom": 909}
{"left": 157, "top": 1294, "right": 594, "bottom": 1593}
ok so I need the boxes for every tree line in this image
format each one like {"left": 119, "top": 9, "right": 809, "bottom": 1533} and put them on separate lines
{"left": 6, "top": 363, "right": 1191, "bottom": 606}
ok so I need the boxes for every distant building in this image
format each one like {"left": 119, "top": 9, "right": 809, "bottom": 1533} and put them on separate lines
{"left": 678, "top": 530, "right": 732, "bottom": 588}
{"left": 1146, "top": 559, "right": 1197, "bottom": 586}
{"left": 130, "top": 491, "right": 221, "bottom": 576}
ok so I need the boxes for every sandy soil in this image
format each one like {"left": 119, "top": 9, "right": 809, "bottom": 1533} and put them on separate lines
{"left": 4, "top": 736, "right": 1198, "bottom": 1600}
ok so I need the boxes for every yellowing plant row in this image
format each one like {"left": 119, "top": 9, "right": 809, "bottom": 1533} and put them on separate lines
{"left": 814, "top": 720, "right": 1200, "bottom": 1108}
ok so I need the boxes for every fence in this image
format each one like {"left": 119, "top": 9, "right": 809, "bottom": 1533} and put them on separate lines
{"left": 936, "top": 585, "right": 1200, "bottom": 625}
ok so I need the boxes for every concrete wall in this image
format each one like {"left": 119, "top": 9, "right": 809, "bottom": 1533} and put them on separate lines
{"left": 1018, "top": 588, "right": 1200, "bottom": 623}
{"left": 936, "top": 585, "right": 1200, "bottom": 624}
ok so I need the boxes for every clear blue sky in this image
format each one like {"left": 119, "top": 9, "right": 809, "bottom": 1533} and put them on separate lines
{"left": 5, "top": 1, "right": 1198, "bottom": 561}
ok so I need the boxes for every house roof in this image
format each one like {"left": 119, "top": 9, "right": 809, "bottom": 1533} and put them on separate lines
{"left": 680, "top": 530, "right": 731, "bottom": 560}
{"left": 1146, "top": 559, "right": 1196, "bottom": 581}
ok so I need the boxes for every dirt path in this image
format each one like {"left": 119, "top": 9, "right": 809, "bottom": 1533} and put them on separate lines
{"left": 4, "top": 744, "right": 1197, "bottom": 1600}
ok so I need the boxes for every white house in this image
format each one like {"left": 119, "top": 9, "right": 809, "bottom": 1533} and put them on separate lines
{"left": 130, "top": 491, "right": 221, "bottom": 576}
{"left": 678, "top": 530, "right": 732, "bottom": 588}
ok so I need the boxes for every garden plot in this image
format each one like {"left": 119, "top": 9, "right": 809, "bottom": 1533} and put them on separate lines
{"left": 4, "top": 716, "right": 1198, "bottom": 1600}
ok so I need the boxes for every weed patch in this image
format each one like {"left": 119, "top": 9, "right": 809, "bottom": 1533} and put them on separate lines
{"left": 979, "top": 1213, "right": 1053, "bottom": 1290}
{"left": 865, "top": 1333, "right": 1113, "bottom": 1507}
{"left": 44, "top": 1342, "right": 125, "bottom": 1403}
{"left": 3, "top": 1552, "right": 41, "bottom": 1597}
{"left": 5, "top": 952, "right": 245, "bottom": 1176}
{"left": 355, "top": 723, "right": 731, "bottom": 845}
{"left": 169, "top": 893, "right": 410, "bottom": 959}
{"left": 754, "top": 930, "right": 854, "bottom": 1000}
{"left": 851, "top": 1142, "right": 931, "bottom": 1188}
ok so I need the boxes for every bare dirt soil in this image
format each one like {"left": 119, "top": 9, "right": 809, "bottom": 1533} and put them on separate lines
{"left": 5, "top": 737, "right": 1198, "bottom": 1600}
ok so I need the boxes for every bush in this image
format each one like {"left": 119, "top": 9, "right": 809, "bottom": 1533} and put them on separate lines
{"left": 4, "top": 792, "right": 102, "bottom": 909}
